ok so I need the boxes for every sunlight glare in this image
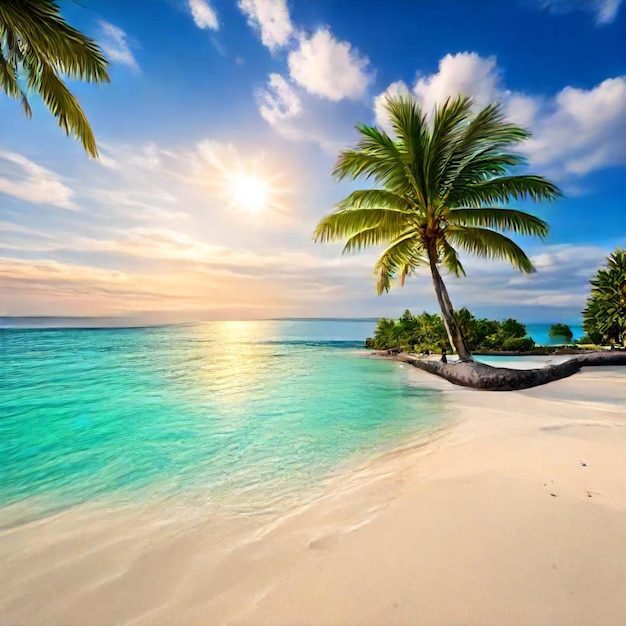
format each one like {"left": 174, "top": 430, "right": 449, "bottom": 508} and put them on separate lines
{"left": 229, "top": 175, "right": 269, "bottom": 213}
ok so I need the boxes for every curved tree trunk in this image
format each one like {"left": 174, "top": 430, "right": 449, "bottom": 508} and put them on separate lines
{"left": 428, "top": 255, "right": 473, "bottom": 362}
{"left": 390, "top": 351, "right": 626, "bottom": 391}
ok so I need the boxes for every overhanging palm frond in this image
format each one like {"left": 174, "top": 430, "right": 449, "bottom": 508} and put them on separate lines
{"left": 0, "top": 49, "right": 31, "bottom": 115}
{"left": 26, "top": 58, "right": 98, "bottom": 157}
{"left": 1, "top": 1, "right": 109, "bottom": 82}
{"left": 0, "top": 0, "right": 109, "bottom": 157}
{"left": 447, "top": 208, "right": 549, "bottom": 238}
{"left": 446, "top": 226, "right": 536, "bottom": 273}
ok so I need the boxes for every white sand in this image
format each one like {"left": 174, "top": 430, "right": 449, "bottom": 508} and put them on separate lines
{"left": 1, "top": 365, "right": 625, "bottom": 625}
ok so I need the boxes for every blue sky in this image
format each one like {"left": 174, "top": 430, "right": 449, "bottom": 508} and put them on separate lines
{"left": 1, "top": 0, "right": 624, "bottom": 323}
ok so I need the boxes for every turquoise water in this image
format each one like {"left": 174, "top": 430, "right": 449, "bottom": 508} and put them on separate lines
{"left": 526, "top": 323, "right": 584, "bottom": 345}
{"left": 0, "top": 320, "right": 447, "bottom": 526}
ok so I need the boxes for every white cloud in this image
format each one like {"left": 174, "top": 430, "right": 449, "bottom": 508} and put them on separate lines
{"left": 596, "top": 0, "right": 623, "bottom": 22}
{"left": 414, "top": 52, "right": 501, "bottom": 115}
{"left": 287, "top": 28, "right": 372, "bottom": 101}
{"left": 98, "top": 21, "right": 139, "bottom": 71}
{"left": 374, "top": 52, "right": 626, "bottom": 180}
{"left": 257, "top": 73, "right": 302, "bottom": 126}
{"left": 522, "top": 77, "right": 626, "bottom": 177}
{"left": 188, "top": 0, "right": 219, "bottom": 30}
{"left": 238, "top": 0, "right": 294, "bottom": 50}
{"left": 535, "top": 0, "right": 623, "bottom": 24}
{"left": 0, "top": 152, "right": 77, "bottom": 210}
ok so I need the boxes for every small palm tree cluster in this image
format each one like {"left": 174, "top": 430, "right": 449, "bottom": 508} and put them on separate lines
{"left": 548, "top": 323, "right": 573, "bottom": 344}
{"left": 0, "top": 0, "right": 109, "bottom": 156}
{"left": 315, "top": 95, "right": 562, "bottom": 361}
{"left": 583, "top": 249, "right": 626, "bottom": 346}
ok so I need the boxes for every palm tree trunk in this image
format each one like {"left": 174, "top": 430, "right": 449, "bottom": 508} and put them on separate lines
{"left": 428, "top": 254, "right": 473, "bottom": 362}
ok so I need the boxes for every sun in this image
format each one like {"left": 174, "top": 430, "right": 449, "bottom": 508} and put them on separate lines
{"left": 228, "top": 175, "right": 269, "bottom": 213}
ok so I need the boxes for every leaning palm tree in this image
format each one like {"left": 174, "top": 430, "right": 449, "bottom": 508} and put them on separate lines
{"left": 0, "top": 0, "right": 109, "bottom": 156}
{"left": 315, "top": 95, "right": 562, "bottom": 362}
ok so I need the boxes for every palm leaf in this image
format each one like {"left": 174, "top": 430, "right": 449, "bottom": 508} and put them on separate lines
{"left": 458, "top": 175, "right": 562, "bottom": 207}
{"left": 336, "top": 189, "right": 414, "bottom": 212}
{"left": 426, "top": 96, "right": 474, "bottom": 196}
{"left": 383, "top": 96, "right": 429, "bottom": 204}
{"left": 447, "top": 208, "right": 549, "bottom": 237}
{"left": 439, "top": 239, "right": 466, "bottom": 277}
{"left": 0, "top": 48, "right": 31, "bottom": 115}
{"left": 0, "top": 0, "right": 109, "bottom": 157}
{"left": 446, "top": 226, "right": 536, "bottom": 273}
{"left": 25, "top": 55, "right": 98, "bottom": 156}
{"left": 0, "top": 0, "right": 109, "bottom": 83}
{"left": 374, "top": 233, "right": 426, "bottom": 294}
{"left": 313, "top": 208, "right": 410, "bottom": 244}
{"left": 334, "top": 124, "right": 414, "bottom": 195}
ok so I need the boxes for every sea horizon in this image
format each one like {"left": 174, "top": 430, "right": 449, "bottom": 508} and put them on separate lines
{"left": 1, "top": 314, "right": 585, "bottom": 328}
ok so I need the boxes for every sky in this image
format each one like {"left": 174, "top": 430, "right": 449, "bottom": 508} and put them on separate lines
{"left": 0, "top": 0, "right": 625, "bottom": 324}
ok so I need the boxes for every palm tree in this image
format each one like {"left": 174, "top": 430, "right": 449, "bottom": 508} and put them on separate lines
{"left": 314, "top": 95, "right": 561, "bottom": 361}
{"left": 548, "top": 323, "right": 573, "bottom": 344}
{"left": 0, "top": 0, "right": 109, "bottom": 157}
{"left": 583, "top": 249, "right": 626, "bottom": 346}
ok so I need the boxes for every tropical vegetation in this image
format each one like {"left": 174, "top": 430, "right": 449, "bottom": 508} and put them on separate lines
{"left": 548, "top": 323, "right": 573, "bottom": 344}
{"left": 582, "top": 249, "right": 626, "bottom": 346}
{"left": 365, "top": 309, "right": 535, "bottom": 353}
{"left": 0, "top": 0, "right": 109, "bottom": 156}
{"left": 314, "top": 95, "right": 561, "bottom": 362}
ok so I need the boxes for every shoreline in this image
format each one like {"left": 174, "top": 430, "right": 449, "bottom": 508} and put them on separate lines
{"left": 1, "top": 363, "right": 625, "bottom": 624}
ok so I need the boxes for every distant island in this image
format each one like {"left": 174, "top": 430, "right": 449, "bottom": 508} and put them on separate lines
{"left": 365, "top": 309, "right": 592, "bottom": 355}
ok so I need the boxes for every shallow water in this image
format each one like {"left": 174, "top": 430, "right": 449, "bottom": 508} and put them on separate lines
{"left": 0, "top": 320, "right": 449, "bottom": 526}
{"left": 526, "top": 323, "right": 584, "bottom": 345}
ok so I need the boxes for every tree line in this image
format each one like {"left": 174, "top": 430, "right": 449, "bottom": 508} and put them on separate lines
{"left": 366, "top": 248, "right": 625, "bottom": 353}
{"left": 366, "top": 309, "right": 535, "bottom": 353}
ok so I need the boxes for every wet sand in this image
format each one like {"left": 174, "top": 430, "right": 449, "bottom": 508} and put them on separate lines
{"left": 1, "top": 365, "right": 625, "bottom": 625}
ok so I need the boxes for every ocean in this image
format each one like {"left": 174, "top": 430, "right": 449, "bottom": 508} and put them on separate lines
{"left": 0, "top": 319, "right": 449, "bottom": 527}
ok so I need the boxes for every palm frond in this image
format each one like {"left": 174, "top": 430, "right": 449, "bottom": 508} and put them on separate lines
{"left": 374, "top": 233, "right": 427, "bottom": 294}
{"left": 459, "top": 175, "right": 562, "bottom": 207}
{"left": 25, "top": 55, "right": 98, "bottom": 156}
{"left": 383, "top": 96, "right": 429, "bottom": 203}
{"left": 439, "top": 239, "right": 466, "bottom": 277}
{"left": 0, "top": 0, "right": 109, "bottom": 157}
{"left": 447, "top": 207, "right": 549, "bottom": 238}
{"left": 452, "top": 102, "right": 530, "bottom": 155}
{"left": 334, "top": 124, "right": 414, "bottom": 195}
{"left": 426, "top": 95, "right": 474, "bottom": 195}
{"left": 313, "top": 207, "right": 411, "bottom": 244}
{"left": 336, "top": 189, "right": 414, "bottom": 212}
{"left": 442, "top": 146, "right": 527, "bottom": 202}
{"left": 0, "top": 48, "right": 31, "bottom": 115}
{"left": 446, "top": 226, "right": 536, "bottom": 273}
{"left": 439, "top": 102, "right": 533, "bottom": 202}
{"left": 0, "top": 1, "right": 109, "bottom": 83}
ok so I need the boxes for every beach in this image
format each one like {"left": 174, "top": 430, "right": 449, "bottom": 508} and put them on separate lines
{"left": 1, "top": 361, "right": 624, "bottom": 625}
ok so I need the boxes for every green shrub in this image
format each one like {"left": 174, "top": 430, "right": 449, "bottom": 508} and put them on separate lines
{"left": 369, "top": 309, "right": 534, "bottom": 353}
